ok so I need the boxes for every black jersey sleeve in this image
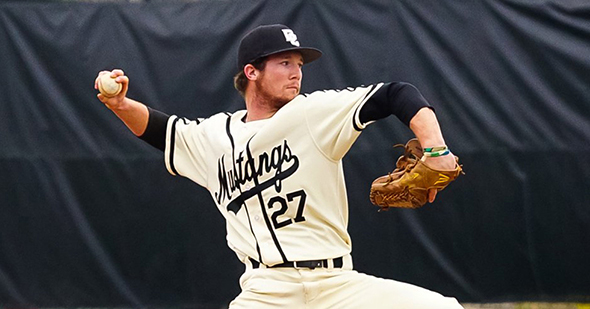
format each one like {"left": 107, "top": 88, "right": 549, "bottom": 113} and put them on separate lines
{"left": 359, "top": 82, "right": 433, "bottom": 126}
{"left": 138, "top": 107, "right": 169, "bottom": 151}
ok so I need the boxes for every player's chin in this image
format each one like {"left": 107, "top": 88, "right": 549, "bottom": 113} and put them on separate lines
{"left": 285, "top": 87, "right": 300, "bottom": 99}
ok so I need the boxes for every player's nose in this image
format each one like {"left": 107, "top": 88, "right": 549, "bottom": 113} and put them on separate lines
{"left": 290, "top": 66, "right": 302, "bottom": 80}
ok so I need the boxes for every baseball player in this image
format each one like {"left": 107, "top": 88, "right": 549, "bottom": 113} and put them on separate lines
{"left": 95, "top": 24, "right": 463, "bottom": 308}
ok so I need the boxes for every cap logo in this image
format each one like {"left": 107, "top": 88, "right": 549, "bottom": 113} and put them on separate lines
{"left": 281, "top": 29, "right": 300, "bottom": 47}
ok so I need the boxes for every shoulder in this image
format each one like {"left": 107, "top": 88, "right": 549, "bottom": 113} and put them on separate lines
{"left": 298, "top": 83, "right": 385, "bottom": 102}
{"left": 207, "top": 111, "right": 238, "bottom": 123}
{"left": 173, "top": 110, "right": 244, "bottom": 127}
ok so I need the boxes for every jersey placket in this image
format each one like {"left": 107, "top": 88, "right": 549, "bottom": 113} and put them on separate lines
{"left": 226, "top": 115, "right": 288, "bottom": 265}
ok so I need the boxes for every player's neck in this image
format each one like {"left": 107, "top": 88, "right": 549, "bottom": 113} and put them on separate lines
{"left": 243, "top": 93, "right": 283, "bottom": 122}
{"left": 243, "top": 109, "right": 276, "bottom": 122}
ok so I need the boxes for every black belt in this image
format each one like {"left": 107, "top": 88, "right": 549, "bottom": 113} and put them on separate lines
{"left": 250, "top": 257, "right": 343, "bottom": 269}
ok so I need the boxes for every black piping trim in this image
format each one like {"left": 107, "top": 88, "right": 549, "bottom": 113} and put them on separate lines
{"left": 352, "top": 84, "right": 378, "bottom": 131}
{"left": 243, "top": 138, "right": 288, "bottom": 263}
{"left": 225, "top": 114, "right": 235, "bottom": 150}
{"left": 352, "top": 104, "right": 363, "bottom": 131}
{"left": 169, "top": 117, "right": 180, "bottom": 175}
{"left": 257, "top": 191, "right": 288, "bottom": 263}
{"left": 225, "top": 114, "right": 263, "bottom": 263}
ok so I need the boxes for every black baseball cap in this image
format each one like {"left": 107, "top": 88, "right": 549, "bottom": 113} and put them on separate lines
{"left": 237, "top": 24, "right": 322, "bottom": 71}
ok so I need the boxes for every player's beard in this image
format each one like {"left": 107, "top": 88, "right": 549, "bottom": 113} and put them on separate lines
{"left": 254, "top": 78, "right": 297, "bottom": 110}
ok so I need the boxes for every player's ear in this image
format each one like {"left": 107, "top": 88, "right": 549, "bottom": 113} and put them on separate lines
{"left": 244, "top": 64, "right": 258, "bottom": 81}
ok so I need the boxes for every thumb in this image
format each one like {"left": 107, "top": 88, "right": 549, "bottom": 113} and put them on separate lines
{"left": 428, "top": 189, "right": 438, "bottom": 203}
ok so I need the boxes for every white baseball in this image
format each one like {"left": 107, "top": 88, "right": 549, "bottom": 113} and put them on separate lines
{"left": 98, "top": 74, "right": 122, "bottom": 97}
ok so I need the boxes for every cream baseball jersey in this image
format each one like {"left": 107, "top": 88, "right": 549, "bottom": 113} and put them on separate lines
{"left": 164, "top": 83, "right": 383, "bottom": 266}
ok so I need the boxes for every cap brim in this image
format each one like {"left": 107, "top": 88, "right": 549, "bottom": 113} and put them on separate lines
{"left": 258, "top": 47, "right": 323, "bottom": 65}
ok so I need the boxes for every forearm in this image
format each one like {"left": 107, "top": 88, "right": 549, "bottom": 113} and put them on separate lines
{"left": 409, "top": 107, "right": 446, "bottom": 148}
{"left": 409, "top": 107, "right": 456, "bottom": 170}
{"left": 94, "top": 70, "right": 149, "bottom": 136}
{"left": 106, "top": 97, "right": 149, "bottom": 136}
{"left": 359, "top": 82, "right": 448, "bottom": 150}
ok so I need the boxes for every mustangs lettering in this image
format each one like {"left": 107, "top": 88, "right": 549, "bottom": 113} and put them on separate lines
{"left": 215, "top": 139, "right": 300, "bottom": 215}
{"left": 164, "top": 83, "right": 384, "bottom": 266}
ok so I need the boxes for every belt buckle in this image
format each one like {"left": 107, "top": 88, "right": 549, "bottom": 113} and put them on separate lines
{"left": 294, "top": 260, "right": 323, "bottom": 270}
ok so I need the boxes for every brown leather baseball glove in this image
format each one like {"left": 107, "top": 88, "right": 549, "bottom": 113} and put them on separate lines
{"left": 369, "top": 138, "right": 463, "bottom": 210}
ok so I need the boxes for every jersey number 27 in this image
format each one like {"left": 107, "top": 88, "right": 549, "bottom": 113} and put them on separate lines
{"left": 267, "top": 189, "right": 307, "bottom": 229}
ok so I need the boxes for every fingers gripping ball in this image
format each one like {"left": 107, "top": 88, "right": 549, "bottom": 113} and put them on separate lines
{"left": 98, "top": 74, "right": 122, "bottom": 97}
{"left": 369, "top": 138, "right": 463, "bottom": 210}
